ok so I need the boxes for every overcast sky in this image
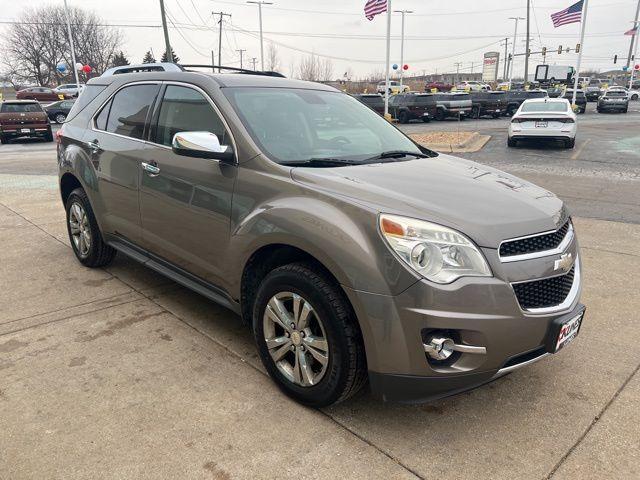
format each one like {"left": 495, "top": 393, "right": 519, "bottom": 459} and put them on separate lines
{"left": 4, "top": 0, "right": 640, "bottom": 78}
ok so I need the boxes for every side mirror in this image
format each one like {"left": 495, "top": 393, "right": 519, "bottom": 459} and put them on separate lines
{"left": 172, "top": 131, "right": 235, "bottom": 163}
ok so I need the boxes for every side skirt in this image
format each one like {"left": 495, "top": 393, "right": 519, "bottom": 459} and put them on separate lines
{"left": 105, "top": 234, "right": 241, "bottom": 315}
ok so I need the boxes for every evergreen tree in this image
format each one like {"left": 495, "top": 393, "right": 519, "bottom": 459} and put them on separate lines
{"left": 111, "top": 51, "right": 130, "bottom": 67}
{"left": 142, "top": 50, "right": 156, "bottom": 64}
{"left": 160, "top": 47, "right": 179, "bottom": 63}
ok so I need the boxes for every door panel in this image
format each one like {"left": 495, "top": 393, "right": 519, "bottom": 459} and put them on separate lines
{"left": 140, "top": 84, "right": 236, "bottom": 287}
{"left": 89, "top": 83, "right": 161, "bottom": 244}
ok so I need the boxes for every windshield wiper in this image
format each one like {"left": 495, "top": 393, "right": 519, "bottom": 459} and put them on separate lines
{"left": 365, "top": 150, "right": 430, "bottom": 162}
{"left": 281, "top": 157, "right": 363, "bottom": 167}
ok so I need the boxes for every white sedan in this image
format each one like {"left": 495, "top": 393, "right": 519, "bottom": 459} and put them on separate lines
{"left": 508, "top": 98, "right": 577, "bottom": 149}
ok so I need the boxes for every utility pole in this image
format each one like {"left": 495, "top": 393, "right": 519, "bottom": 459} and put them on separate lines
{"left": 500, "top": 37, "right": 509, "bottom": 80}
{"left": 213, "top": 11, "right": 232, "bottom": 72}
{"left": 508, "top": 17, "right": 524, "bottom": 87}
{"left": 627, "top": 0, "right": 640, "bottom": 69}
{"left": 524, "top": 0, "right": 531, "bottom": 86}
{"left": 454, "top": 62, "right": 462, "bottom": 84}
{"left": 393, "top": 9, "right": 413, "bottom": 90}
{"left": 63, "top": 0, "right": 80, "bottom": 88}
{"left": 470, "top": 61, "right": 475, "bottom": 74}
{"left": 236, "top": 49, "right": 246, "bottom": 69}
{"left": 383, "top": 0, "right": 392, "bottom": 118}
{"left": 251, "top": 57, "right": 258, "bottom": 70}
{"left": 629, "top": 20, "right": 640, "bottom": 88}
{"left": 211, "top": 51, "right": 215, "bottom": 72}
{"left": 159, "top": 0, "right": 173, "bottom": 63}
{"left": 247, "top": 1, "right": 273, "bottom": 71}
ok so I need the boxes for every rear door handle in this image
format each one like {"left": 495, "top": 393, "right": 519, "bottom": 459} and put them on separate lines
{"left": 87, "top": 140, "right": 101, "bottom": 154}
{"left": 141, "top": 162, "right": 160, "bottom": 176}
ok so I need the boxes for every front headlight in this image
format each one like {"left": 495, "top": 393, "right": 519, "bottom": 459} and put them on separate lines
{"left": 379, "top": 214, "right": 492, "bottom": 284}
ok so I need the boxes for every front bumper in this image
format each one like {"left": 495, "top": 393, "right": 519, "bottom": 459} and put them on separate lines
{"left": 343, "top": 236, "right": 583, "bottom": 403}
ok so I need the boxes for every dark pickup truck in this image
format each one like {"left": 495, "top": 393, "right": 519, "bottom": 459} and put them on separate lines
{"left": 352, "top": 94, "right": 385, "bottom": 116}
{"left": 563, "top": 90, "right": 587, "bottom": 113}
{"left": 0, "top": 100, "right": 53, "bottom": 144}
{"left": 503, "top": 90, "right": 548, "bottom": 116}
{"left": 469, "top": 91, "right": 506, "bottom": 118}
{"left": 388, "top": 93, "right": 437, "bottom": 123}
{"left": 433, "top": 92, "right": 472, "bottom": 120}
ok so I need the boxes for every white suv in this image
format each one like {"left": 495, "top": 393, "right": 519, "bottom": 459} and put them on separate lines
{"left": 53, "top": 83, "right": 85, "bottom": 97}
{"left": 456, "top": 81, "right": 490, "bottom": 92}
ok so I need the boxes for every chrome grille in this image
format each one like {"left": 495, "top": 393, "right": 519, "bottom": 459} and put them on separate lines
{"left": 513, "top": 266, "right": 575, "bottom": 310}
{"left": 500, "top": 220, "right": 571, "bottom": 260}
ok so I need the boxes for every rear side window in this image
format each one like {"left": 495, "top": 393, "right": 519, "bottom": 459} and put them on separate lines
{"left": 153, "top": 85, "right": 228, "bottom": 147}
{"left": 66, "top": 84, "right": 107, "bottom": 121}
{"left": 104, "top": 84, "right": 159, "bottom": 139}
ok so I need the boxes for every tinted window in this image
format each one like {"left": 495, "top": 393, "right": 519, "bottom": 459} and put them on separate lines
{"left": 154, "top": 85, "right": 228, "bottom": 147}
{"left": 413, "top": 95, "right": 435, "bottom": 105}
{"left": 606, "top": 91, "right": 627, "bottom": 97}
{"left": 95, "top": 101, "right": 110, "bottom": 130}
{"left": 1, "top": 103, "right": 43, "bottom": 113}
{"left": 106, "top": 84, "right": 159, "bottom": 139}
{"left": 67, "top": 84, "right": 107, "bottom": 121}
{"left": 521, "top": 101, "right": 568, "bottom": 112}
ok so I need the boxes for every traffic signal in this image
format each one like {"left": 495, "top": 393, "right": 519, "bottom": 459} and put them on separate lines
{"left": 558, "top": 45, "right": 563, "bottom": 54}
{"left": 542, "top": 47, "right": 547, "bottom": 56}
{"left": 575, "top": 43, "right": 580, "bottom": 53}
{"left": 614, "top": 54, "right": 618, "bottom": 64}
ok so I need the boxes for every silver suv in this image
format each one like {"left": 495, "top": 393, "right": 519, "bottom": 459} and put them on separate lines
{"left": 57, "top": 71, "right": 585, "bottom": 406}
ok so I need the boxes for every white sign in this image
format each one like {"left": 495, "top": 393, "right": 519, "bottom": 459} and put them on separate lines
{"left": 482, "top": 51, "right": 500, "bottom": 82}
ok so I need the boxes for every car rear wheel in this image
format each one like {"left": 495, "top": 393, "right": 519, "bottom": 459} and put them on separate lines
{"left": 55, "top": 113, "right": 67, "bottom": 123}
{"left": 506, "top": 105, "right": 517, "bottom": 117}
{"left": 435, "top": 109, "right": 446, "bottom": 121}
{"left": 44, "top": 128, "right": 53, "bottom": 142}
{"left": 507, "top": 137, "right": 517, "bottom": 147}
{"left": 471, "top": 106, "right": 481, "bottom": 119}
{"left": 65, "top": 188, "right": 117, "bottom": 268}
{"left": 0, "top": 134, "right": 7, "bottom": 145}
{"left": 253, "top": 262, "right": 367, "bottom": 407}
{"left": 399, "top": 111, "right": 409, "bottom": 124}
{"left": 565, "top": 138, "right": 575, "bottom": 148}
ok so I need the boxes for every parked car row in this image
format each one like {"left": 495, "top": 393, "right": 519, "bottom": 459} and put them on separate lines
{"left": 13, "top": 84, "right": 85, "bottom": 102}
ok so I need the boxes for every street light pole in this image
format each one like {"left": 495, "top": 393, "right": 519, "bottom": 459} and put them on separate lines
{"left": 159, "top": 0, "right": 173, "bottom": 63}
{"left": 247, "top": 1, "right": 273, "bottom": 71}
{"left": 524, "top": 0, "right": 531, "bottom": 87}
{"left": 629, "top": 21, "right": 640, "bottom": 88}
{"left": 393, "top": 9, "right": 413, "bottom": 90}
{"left": 626, "top": 0, "right": 640, "bottom": 69}
{"left": 508, "top": 17, "right": 524, "bottom": 88}
{"left": 501, "top": 37, "right": 509, "bottom": 80}
{"left": 63, "top": 0, "right": 80, "bottom": 87}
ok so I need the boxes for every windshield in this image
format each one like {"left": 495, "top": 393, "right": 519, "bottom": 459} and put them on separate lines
{"left": 521, "top": 101, "right": 567, "bottom": 112}
{"left": 0, "top": 103, "right": 43, "bottom": 113}
{"left": 224, "top": 87, "right": 424, "bottom": 164}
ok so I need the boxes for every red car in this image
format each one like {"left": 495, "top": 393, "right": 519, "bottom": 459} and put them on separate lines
{"left": 425, "top": 81, "right": 453, "bottom": 92}
{"left": 16, "top": 87, "right": 69, "bottom": 102}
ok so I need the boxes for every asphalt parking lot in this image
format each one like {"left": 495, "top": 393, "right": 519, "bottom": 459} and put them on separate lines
{"left": 1, "top": 107, "right": 639, "bottom": 479}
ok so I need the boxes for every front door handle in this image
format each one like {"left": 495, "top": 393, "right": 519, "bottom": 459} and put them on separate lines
{"left": 141, "top": 161, "right": 160, "bottom": 176}
{"left": 87, "top": 140, "right": 101, "bottom": 154}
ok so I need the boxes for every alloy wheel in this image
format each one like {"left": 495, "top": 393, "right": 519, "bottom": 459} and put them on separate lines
{"left": 69, "top": 202, "right": 91, "bottom": 257}
{"left": 263, "top": 291, "right": 329, "bottom": 387}
{"left": 55, "top": 113, "right": 67, "bottom": 123}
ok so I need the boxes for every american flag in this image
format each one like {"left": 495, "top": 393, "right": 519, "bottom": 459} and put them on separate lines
{"left": 551, "top": 0, "right": 584, "bottom": 28}
{"left": 624, "top": 26, "right": 638, "bottom": 36}
{"left": 364, "top": 0, "right": 387, "bottom": 21}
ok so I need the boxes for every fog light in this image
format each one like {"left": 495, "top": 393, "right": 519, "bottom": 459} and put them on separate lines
{"left": 424, "top": 337, "right": 455, "bottom": 360}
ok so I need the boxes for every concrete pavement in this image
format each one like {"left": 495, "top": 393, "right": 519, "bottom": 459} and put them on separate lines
{"left": 1, "top": 176, "right": 639, "bottom": 479}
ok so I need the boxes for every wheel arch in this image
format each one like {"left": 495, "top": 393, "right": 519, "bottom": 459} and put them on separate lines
{"left": 60, "top": 172, "right": 83, "bottom": 205}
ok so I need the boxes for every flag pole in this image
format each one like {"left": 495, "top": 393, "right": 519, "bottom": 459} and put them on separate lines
{"left": 384, "top": 0, "right": 392, "bottom": 119}
{"left": 629, "top": 22, "right": 639, "bottom": 89}
{"left": 571, "top": 0, "right": 589, "bottom": 108}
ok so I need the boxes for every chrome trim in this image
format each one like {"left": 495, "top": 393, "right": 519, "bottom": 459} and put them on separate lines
{"left": 499, "top": 221, "right": 574, "bottom": 263}
{"left": 423, "top": 337, "right": 487, "bottom": 360}
{"left": 492, "top": 352, "right": 551, "bottom": 379}
{"left": 511, "top": 254, "right": 581, "bottom": 316}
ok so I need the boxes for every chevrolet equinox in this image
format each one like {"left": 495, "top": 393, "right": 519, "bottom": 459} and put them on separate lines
{"left": 57, "top": 71, "right": 585, "bottom": 407}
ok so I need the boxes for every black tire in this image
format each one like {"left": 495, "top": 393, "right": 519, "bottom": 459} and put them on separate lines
{"left": 55, "top": 113, "right": 67, "bottom": 124}
{"left": 506, "top": 105, "right": 517, "bottom": 117}
{"left": 623, "top": 107, "right": 628, "bottom": 113}
{"left": 0, "top": 134, "right": 7, "bottom": 145}
{"left": 435, "top": 109, "right": 446, "bottom": 121}
{"left": 65, "top": 188, "right": 116, "bottom": 268}
{"left": 44, "top": 127, "right": 53, "bottom": 142}
{"left": 578, "top": 107, "right": 585, "bottom": 114}
{"left": 399, "top": 111, "right": 409, "bottom": 124}
{"left": 507, "top": 137, "right": 517, "bottom": 147}
{"left": 565, "top": 138, "right": 575, "bottom": 149}
{"left": 471, "top": 106, "right": 480, "bottom": 119}
{"left": 492, "top": 113, "right": 501, "bottom": 119}
{"left": 253, "top": 262, "right": 367, "bottom": 408}
{"left": 422, "top": 117, "right": 431, "bottom": 123}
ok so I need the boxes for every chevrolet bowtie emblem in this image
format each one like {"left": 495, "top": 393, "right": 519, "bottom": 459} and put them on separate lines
{"left": 554, "top": 253, "right": 574, "bottom": 272}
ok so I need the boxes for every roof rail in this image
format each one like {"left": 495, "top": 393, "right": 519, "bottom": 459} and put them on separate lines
{"left": 179, "top": 64, "right": 286, "bottom": 78}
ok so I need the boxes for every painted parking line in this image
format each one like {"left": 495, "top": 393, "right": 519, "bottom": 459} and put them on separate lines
{"left": 571, "top": 138, "right": 591, "bottom": 160}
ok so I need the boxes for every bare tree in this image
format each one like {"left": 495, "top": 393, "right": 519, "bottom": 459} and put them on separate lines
{"left": 297, "top": 54, "right": 334, "bottom": 82}
{"left": 266, "top": 43, "right": 280, "bottom": 72}
{"left": 1, "top": 5, "right": 121, "bottom": 86}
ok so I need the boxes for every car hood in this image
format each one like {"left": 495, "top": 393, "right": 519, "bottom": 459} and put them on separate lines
{"left": 291, "top": 155, "right": 566, "bottom": 249}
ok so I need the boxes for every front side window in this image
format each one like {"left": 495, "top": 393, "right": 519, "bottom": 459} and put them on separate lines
{"left": 224, "top": 87, "right": 423, "bottom": 164}
{"left": 154, "top": 85, "right": 229, "bottom": 147}
{"left": 104, "top": 84, "right": 159, "bottom": 139}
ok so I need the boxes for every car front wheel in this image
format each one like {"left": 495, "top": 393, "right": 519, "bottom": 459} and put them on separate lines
{"left": 55, "top": 113, "right": 67, "bottom": 123}
{"left": 253, "top": 262, "right": 367, "bottom": 407}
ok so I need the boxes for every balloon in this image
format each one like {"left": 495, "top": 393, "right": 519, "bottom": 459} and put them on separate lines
{"left": 75, "top": 62, "right": 84, "bottom": 71}
{"left": 56, "top": 63, "right": 68, "bottom": 73}
{"left": 403, "top": 64, "right": 409, "bottom": 71}
{"left": 82, "top": 65, "right": 92, "bottom": 73}
{"left": 392, "top": 64, "right": 398, "bottom": 70}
